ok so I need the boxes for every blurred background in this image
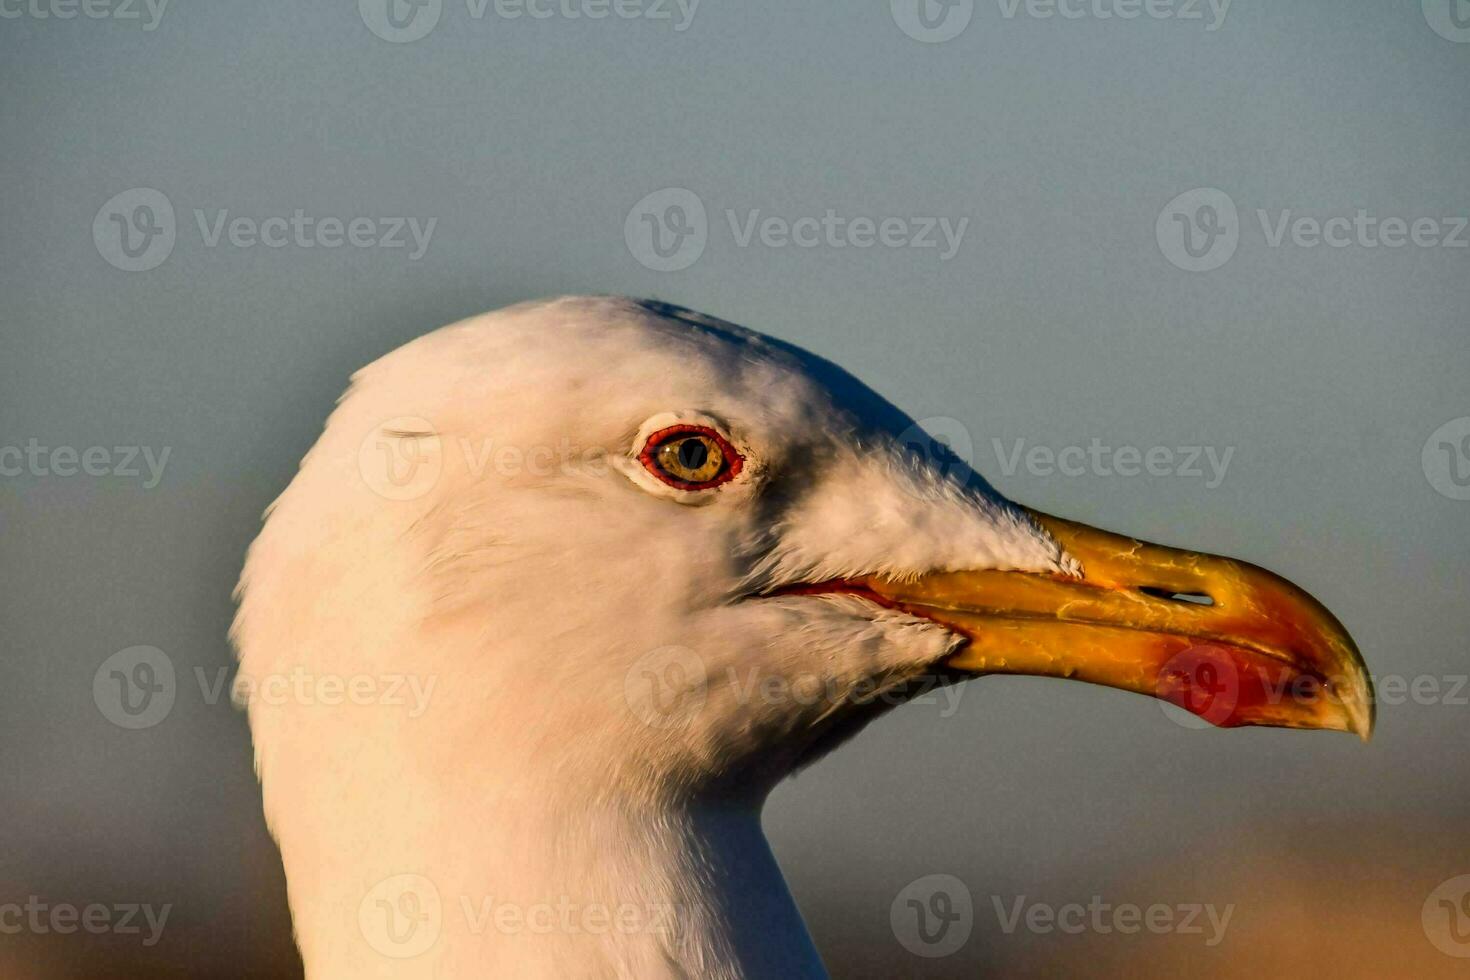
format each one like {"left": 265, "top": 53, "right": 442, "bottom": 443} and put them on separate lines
{"left": 2, "top": 1, "right": 1467, "bottom": 976}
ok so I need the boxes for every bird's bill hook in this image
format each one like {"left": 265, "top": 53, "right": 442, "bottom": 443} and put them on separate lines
{"left": 859, "top": 509, "right": 1374, "bottom": 740}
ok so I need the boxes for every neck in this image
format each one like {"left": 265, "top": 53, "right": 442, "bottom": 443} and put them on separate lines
{"left": 236, "top": 467, "right": 831, "bottom": 977}
{"left": 263, "top": 745, "right": 827, "bottom": 979}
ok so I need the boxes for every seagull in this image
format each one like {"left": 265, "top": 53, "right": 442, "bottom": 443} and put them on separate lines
{"left": 233, "top": 296, "right": 1372, "bottom": 979}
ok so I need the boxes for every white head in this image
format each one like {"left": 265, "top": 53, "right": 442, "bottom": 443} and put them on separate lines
{"left": 234, "top": 296, "right": 1369, "bottom": 978}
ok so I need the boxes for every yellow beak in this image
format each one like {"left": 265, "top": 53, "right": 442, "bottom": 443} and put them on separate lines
{"left": 860, "top": 510, "right": 1374, "bottom": 739}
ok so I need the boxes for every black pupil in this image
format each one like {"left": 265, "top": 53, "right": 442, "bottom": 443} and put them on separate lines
{"left": 676, "top": 438, "right": 709, "bottom": 470}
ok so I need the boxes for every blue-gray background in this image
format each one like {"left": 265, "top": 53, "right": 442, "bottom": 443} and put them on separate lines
{"left": 2, "top": 1, "right": 1467, "bottom": 976}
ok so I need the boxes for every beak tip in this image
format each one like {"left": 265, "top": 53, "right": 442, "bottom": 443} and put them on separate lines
{"left": 1352, "top": 701, "right": 1375, "bottom": 744}
{"left": 1341, "top": 647, "right": 1376, "bottom": 743}
{"left": 1338, "top": 680, "right": 1374, "bottom": 743}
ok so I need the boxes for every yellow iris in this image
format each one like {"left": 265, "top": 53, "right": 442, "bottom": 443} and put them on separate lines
{"left": 654, "top": 435, "right": 725, "bottom": 484}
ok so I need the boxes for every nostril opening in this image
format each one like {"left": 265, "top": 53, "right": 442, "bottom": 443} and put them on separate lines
{"left": 1139, "top": 587, "right": 1216, "bottom": 607}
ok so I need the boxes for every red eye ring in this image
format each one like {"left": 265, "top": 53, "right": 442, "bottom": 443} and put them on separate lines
{"left": 638, "top": 424, "right": 744, "bottom": 491}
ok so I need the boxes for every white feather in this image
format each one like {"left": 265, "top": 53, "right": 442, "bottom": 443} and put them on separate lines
{"left": 233, "top": 296, "right": 1068, "bottom": 978}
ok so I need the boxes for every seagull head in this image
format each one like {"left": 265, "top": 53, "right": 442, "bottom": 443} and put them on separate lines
{"left": 239, "top": 295, "right": 1371, "bottom": 794}
{"left": 233, "top": 296, "right": 1370, "bottom": 975}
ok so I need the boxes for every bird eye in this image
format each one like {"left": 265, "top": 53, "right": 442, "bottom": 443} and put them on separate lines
{"left": 638, "top": 424, "right": 743, "bottom": 491}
